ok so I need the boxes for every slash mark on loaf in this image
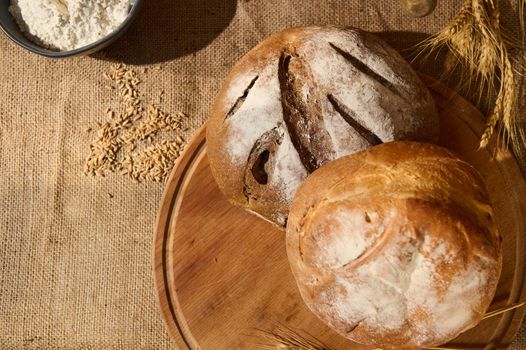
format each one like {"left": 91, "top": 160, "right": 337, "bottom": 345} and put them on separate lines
{"left": 278, "top": 51, "right": 334, "bottom": 173}
{"left": 243, "top": 126, "right": 284, "bottom": 202}
{"left": 329, "top": 42, "right": 401, "bottom": 97}
{"left": 223, "top": 75, "right": 259, "bottom": 122}
{"left": 328, "top": 94, "right": 383, "bottom": 146}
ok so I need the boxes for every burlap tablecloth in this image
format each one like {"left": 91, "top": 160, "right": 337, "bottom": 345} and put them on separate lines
{"left": 0, "top": 1, "right": 525, "bottom": 349}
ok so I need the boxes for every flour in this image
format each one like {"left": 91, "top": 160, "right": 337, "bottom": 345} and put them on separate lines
{"left": 316, "top": 208, "right": 385, "bottom": 268}
{"left": 305, "top": 30, "right": 423, "bottom": 142}
{"left": 9, "top": 0, "right": 134, "bottom": 51}
{"left": 271, "top": 129, "right": 308, "bottom": 203}
{"left": 225, "top": 64, "right": 308, "bottom": 211}
{"left": 296, "top": 202, "right": 495, "bottom": 347}
{"left": 224, "top": 66, "right": 282, "bottom": 161}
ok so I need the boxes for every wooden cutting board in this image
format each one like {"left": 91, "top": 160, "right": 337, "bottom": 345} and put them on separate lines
{"left": 153, "top": 76, "right": 526, "bottom": 350}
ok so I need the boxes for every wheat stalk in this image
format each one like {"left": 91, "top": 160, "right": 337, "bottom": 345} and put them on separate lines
{"left": 482, "top": 301, "right": 526, "bottom": 319}
{"left": 258, "top": 303, "right": 525, "bottom": 350}
{"left": 253, "top": 323, "right": 335, "bottom": 350}
{"left": 415, "top": 0, "right": 525, "bottom": 156}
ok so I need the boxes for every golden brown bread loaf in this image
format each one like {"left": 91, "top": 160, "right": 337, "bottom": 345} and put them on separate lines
{"left": 207, "top": 26, "right": 439, "bottom": 228}
{"left": 286, "top": 141, "right": 502, "bottom": 349}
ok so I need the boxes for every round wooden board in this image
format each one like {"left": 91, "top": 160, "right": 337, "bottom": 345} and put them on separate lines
{"left": 154, "top": 77, "right": 526, "bottom": 350}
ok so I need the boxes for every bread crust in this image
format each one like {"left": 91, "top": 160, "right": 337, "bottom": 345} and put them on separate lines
{"left": 207, "top": 26, "right": 439, "bottom": 227}
{"left": 286, "top": 141, "right": 502, "bottom": 349}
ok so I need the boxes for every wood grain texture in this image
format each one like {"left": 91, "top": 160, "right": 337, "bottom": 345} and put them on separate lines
{"left": 153, "top": 77, "right": 526, "bottom": 350}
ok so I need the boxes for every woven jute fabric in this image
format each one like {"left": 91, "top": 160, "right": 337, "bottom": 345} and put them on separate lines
{"left": 0, "top": 1, "right": 524, "bottom": 349}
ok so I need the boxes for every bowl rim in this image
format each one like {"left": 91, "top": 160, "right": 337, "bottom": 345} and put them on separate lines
{"left": 0, "top": 0, "right": 143, "bottom": 58}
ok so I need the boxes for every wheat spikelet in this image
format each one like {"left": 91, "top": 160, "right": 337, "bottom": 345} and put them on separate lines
{"left": 416, "top": 0, "right": 525, "bottom": 154}
{"left": 253, "top": 323, "right": 334, "bottom": 350}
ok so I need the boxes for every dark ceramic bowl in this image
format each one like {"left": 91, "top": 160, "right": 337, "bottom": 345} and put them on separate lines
{"left": 0, "top": 0, "right": 143, "bottom": 58}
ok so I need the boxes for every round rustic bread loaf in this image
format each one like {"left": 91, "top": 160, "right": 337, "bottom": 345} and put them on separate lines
{"left": 207, "top": 26, "right": 439, "bottom": 227}
{"left": 286, "top": 141, "right": 502, "bottom": 349}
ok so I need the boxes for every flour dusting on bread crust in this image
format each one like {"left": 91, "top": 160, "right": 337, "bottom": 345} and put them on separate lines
{"left": 286, "top": 142, "right": 501, "bottom": 349}
{"left": 207, "top": 27, "right": 439, "bottom": 228}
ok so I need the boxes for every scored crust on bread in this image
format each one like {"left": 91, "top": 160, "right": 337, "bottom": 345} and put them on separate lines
{"left": 206, "top": 26, "right": 439, "bottom": 227}
{"left": 286, "top": 141, "right": 502, "bottom": 349}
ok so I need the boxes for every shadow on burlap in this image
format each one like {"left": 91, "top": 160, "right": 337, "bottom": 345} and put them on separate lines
{"left": 0, "top": 0, "right": 524, "bottom": 349}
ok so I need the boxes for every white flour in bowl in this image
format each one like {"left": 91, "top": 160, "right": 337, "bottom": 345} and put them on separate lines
{"left": 9, "top": 0, "right": 134, "bottom": 51}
